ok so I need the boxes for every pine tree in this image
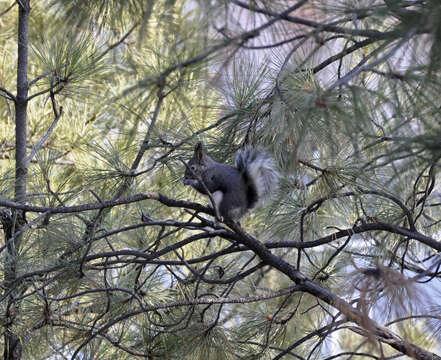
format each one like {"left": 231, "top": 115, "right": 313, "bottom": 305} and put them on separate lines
{"left": 0, "top": 0, "right": 440, "bottom": 359}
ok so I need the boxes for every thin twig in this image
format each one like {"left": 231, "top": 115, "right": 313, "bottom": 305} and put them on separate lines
{"left": 231, "top": 0, "right": 395, "bottom": 39}
{"left": 99, "top": 22, "right": 139, "bottom": 59}
{"left": 327, "top": 29, "right": 416, "bottom": 91}
{"left": 26, "top": 92, "right": 63, "bottom": 166}
{"left": 0, "top": 2, "right": 16, "bottom": 17}
{"left": 0, "top": 86, "right": 16, "bottom": 101}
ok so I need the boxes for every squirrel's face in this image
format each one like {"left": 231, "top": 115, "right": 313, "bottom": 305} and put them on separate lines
{"left": 182, "top": 158, "right": 203, "bottom": 186}
{"left": 182, "top": 141, "right": 209, "bottom": 186}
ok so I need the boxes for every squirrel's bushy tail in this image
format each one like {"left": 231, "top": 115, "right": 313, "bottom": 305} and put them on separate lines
{"left": 235, "top": 147, "right": 280, "bottom": 209}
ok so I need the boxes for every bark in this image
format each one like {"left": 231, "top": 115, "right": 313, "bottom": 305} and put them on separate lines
{"left": 15, "top": 0, "right": 29, "bottom": 206}
{"left": 4, "top": 1, "right": 30, "bottom": 359}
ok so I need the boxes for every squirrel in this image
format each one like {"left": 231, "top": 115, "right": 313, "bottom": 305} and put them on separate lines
{"left": 182, "top": 142, "right": 279, "bottom": 221}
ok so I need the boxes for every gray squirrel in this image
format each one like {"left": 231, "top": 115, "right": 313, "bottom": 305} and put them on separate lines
{"left": 182, "top": 142, "right": 279, "bottom": 221}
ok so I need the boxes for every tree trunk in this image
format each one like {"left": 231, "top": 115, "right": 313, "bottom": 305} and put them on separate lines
{"left": 15, "top": 0, "right": 29, "bottom": 205}
{"left": 4, "top": 1, "right": 30, "bottom": 359}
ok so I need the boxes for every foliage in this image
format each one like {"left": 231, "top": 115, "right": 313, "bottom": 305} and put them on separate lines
{"left": 0, "top": 0, "right": 441, "bottom": 359}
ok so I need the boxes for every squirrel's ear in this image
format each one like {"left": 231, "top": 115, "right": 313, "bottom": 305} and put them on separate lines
{"left": 194, "top": 141, "right": 205, "bottom": 161}
{"left": 194, "top": 141, "right": 202, "bottom": 151}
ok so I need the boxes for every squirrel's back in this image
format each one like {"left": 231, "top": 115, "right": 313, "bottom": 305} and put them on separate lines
{"left": 235, "top": 146, "right": 280, "bottom": 209}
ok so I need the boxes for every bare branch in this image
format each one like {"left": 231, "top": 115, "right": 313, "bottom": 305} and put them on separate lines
{"left": 231, "top": 0, "right": 395, "bottom": 39}
{"left": 0, "top": 86, "right": 16, "bottom": 101}
{"left": 0, "top": 2, "right": 15, "bottom": 18}
{"left": 99, "top": 22, "right": 139, "bottom": 59}
{"left": 26, "top": 92, "right": 63, "bottom": 165}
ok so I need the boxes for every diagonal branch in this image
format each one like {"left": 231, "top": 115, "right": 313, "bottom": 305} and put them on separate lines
{"left": 99, "top": 22, "right": 139, "bottom": 59}
{"left": 122, "top": 2, "right": 307, "bottom": 98}
{"left": 231, "top": 0, "right": 395, "bottom": 39}
{"left": 0, "top": 1, "right": 15, "bottom": 18}
{"left": 224, "top": 221, "right": 440, "bottom": 360}
{"left": 0, "top": 86, "right": 16, "bottom": 101}
{"left": 26, "top": 91, "right": 63, "bottom": 165}
{"left": 327, "top": 29, "right": 416, "bottom": 91}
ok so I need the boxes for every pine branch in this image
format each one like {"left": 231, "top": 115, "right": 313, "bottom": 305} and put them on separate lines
{"left": 99, "top": 22, "right": 139, "bottom": 59}
{"left": 231, "top": 0, "right": 395, "bottom": 39}
{"left": 265, "top": 222, "right": 441, "bottom": 252}
{"left": 0, "top": 86, "right": 15, "bottom": 101}
{"left": 70, "top": 285, "right": 302, "bottom": 359}
{"left": 0, "top": 1, "right": 15, "bottom": 17}
{"left": 26, "top": 91, "right": 63, "bottom": 165}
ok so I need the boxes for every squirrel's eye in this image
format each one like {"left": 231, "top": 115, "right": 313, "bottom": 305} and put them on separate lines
{"left": 190, "top": 165, "right": 196, "bottom": 170}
